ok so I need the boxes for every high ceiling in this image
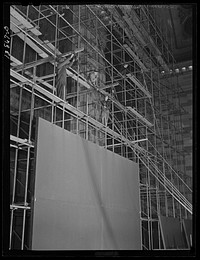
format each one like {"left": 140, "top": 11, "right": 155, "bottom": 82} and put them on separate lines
{"left": 154, "top": 4, "right": 193, "bottom": 63}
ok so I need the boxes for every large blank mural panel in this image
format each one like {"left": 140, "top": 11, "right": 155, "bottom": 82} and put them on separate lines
{"left": 32, "top": 118, "right": 140, "bottom": 250}
{"left": 102, "top": 207, "right": 141, "bottom": 249}
{"left": 34, "top": 118, "right": 101, "bottom": 206}
{"left": 32, "top": 199, "right": 102, "bottom": 250}
{"left": 101, "top": 148, "right": 140, "bottom": 249}
{"left": 101, "top": 149, "right": 139, "bottom": 209}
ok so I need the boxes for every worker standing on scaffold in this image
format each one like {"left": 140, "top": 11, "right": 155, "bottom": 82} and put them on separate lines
{"left": 101, "top": 95, "right": 111, "bottom": 127}
{"left": 55, "top": 52, "right": 77, "bottom": 100}
{"left": 87, "top": 71, "right": 111, "bottom": 127}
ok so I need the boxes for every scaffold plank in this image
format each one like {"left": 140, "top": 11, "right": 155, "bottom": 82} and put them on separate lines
{"left": 126, "top": 73, "right": 152, "bottom": 98}
{"left": 66, "top": 68, "right": 91, "bottom": 89}
{"left": 10, "top": 22, "right": 48, "bottom": 58}
{"left": 127, "top": 107, "right": 153, "bottom": 127}
{"left": 10, "top": 135, "right": 34, "bottom": 147}
{"left": 10, "top": 204, "right": 31, "bottom": 210}
{"left": 13, "top": 48, "right": 84, "bottom": 72}
{"left": 10, "top": 7, "right": 42, "bottom": 36}
{"left": 123, "top": 44, "right": 148, "bottom": 72}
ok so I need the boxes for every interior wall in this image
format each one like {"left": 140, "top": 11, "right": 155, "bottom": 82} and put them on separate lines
{"left": 178, "top": 71, "right": 193, "bottom": 179}
{"left": 32, "top": 118, "right": 141, "bottom": 250}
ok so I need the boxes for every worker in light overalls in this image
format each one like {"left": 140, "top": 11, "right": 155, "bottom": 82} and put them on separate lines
{"left": 101, "top": 95, "right": 111, "bottom": 127}
{"left": 55, "top": 53, "right": 76, "bottom": 99}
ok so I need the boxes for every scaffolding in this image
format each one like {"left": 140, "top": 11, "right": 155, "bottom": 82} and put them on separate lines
{"left": 9, "top": 5, "right": 192, "bottom": 250}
